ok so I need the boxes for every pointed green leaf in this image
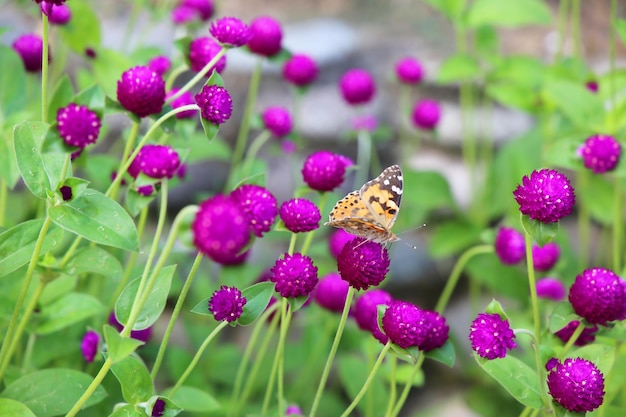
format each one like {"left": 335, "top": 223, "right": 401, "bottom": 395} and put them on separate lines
{"left": 0, "top": 125, "right": 20, "bottom": 188}
{"left": 65, "top": 246, "right": 123, "bottom": 281}
{"left": 0, "top": 398, "right": 36, "bottom": 417}
{"left": 58, "top": 1, "right": 101, "bottom": 54}
{"left": 103, "top": 324, "right": 144, "bottom": 363}
{"left": 13, "top": 122, "right": 55, "bottom": 199}
{"left": 47, "top": 75, "right": 75, "bottom": 123}
{"left": 478, "top": 355, "right": 543, "bottom": 409}
{"left": 521, "top": 215, "right": 558, "bottom": 247}
{"left": 548, "top": 302, "right": 578, "bottom": 333}
{"left": 111, "top": 355, "right": 154, "bottom": 404}
{"left": 0, "top": 46, "right": 27, "bottom": 118}
{"left": 74, "top": 84, "right": 106, "bottom": 114}
{"left": 542, "top": 79, "right": 605, "bottom": 131}
{"left": 162, "top": 386, "right": 221, "bottom": 413}
{"left": 424, "top": 340, "right": 455, "bottom": 367}
{"left": 108, "top": 404, "right": 143, "bottom": 417}
{"left": 615, "top": 19, "right": 626, "bottom": 50}
{"left": 437, "top": 54, "right": 480, "bottom": 83}
{"left": 238, "top": 282, "right": 275, "bottom": 325}
{"left": 199, "top": 117, "right": 220, "bottom": 141}
{"left": 36, "top": 292, "right": 104, "bottom": 334}
{"left": 48, "top": 188, "right": 139, "bottom": 251}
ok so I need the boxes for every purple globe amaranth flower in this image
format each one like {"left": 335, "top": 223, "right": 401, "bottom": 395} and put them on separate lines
{"left": 328, "top": 229, "right": 353, "bottom": 258}
{"left": 279, "top": 198, "right": 321, "bottom": 233}
{"left": 56, "top": 103, "right": 101, "bottom": 148}
{"left": 35, "top": 0, "right": 66, "bottom": 6}
{"left": 547, "top": 357, "right": 605, "bottom": 413}
{"left": 230, "top": 184, "right": 278, "bottom": 237}
{"left": 12, "top": 33, "right": 47, "bottom": 73}
{"left": 270, "top": 252, "right": 318, "bottom": 298}
{"left": 554, "top": 320, "right": 598, "bottom": 346}
{"left": 128, "top": 145, "right": 181, "bottom": 179}
{"left": 59, "top": 185, "right": 72, "bottom": 201}
{"left": 469, "top": 313, "right": 516, "bottom": 359}
{"left": 586, "top": 80, "right": 599, "bottom": 93}
{"left": 151, "top": 398, "right": 166, "bottom": 417}
{"left": 352, "top": 114, "right": 378, "bottom": 132}
{"left": 579, "top": 134, "right": 621, "bottom": 174}
{"left": 395, "top": 56, "right": 424, "bottom": 84}
{"left": 210, "top": 16, "right": 252, "bottom": 47}
{"left": 281, "top": 139, "right": 297, "bottom": 154}
{"left": 195, "top": 84, "right": 233, "bottom": 124}
{"left": 148, "top": 55, "right": 171, "bottom": 76}
{"left": 188, "top": 37, "right": 226, "bottom": 75}
{"left": 136, "top": 185, "right": 155, "bottom": 197}
{"left": 209, "top": 285, "right": 246, "bottom": 322}
{"left": 532, "top": 242, "right": 560, "bottom": 271}
{"left": 569, "top": 267, "right": 625, "bottom": 325}
{"left": 340, "top": 69, "right": 376, "bottom": 105}
{"left": 412, "top": 99, "right": 441, "bottom": 130}
{"left": 116, "top": 66, "right": 165, "bottom": 118}
{"left": 417, "top": 310, "right": 449, "bottom": 352}
{"left": 494, "top": 227, "right": 525, "bottom": 265}
{"left": 192, "top": 194, "right": 251, "bottom": 265}
{"left": 382, "top": 301, "right": 426, "bottom": 348}
{"left": 338, "top": 238, "right": 390, "bottom": 290}
{"left": 42, "top": 2, "right": 71, "bottom": 25}
{"left": 354, "top": 289, "right": 393, "bottom": 344}
{"left": 283, "top": 54, "right": 318, "bottom": 87}
{"left": 536, "top": 277, "right": 566, "bottom": 301}
{"left": 181, "top": 0, "right": 213, "bottom": 20}
{"left": 285, "top": 405, "right": 303, "bottom": 416}
{"left": 108, "top": 312, "right": 152, "bottom": 343}
{"left": 166, "top": 88, "right": 197, "bottom": 119}
{"left": 84, "top": 48, "right": 96, "bottom": 59}
{"left": 314, "top": 272, "right": 350, "bottom": 313}
{"left": 513, "top": 169, "right": 576, "bottom": 224}
{"left": 262, "top": 106, "right": 292, "bottom": 137}
{"left": 302, "top": 151, "right": 347, "bottom": 192}
{"left": 171, "top": 6, "right": 196, "bottom": 24}
{"left": 247, "top": 16, "right": 283, "bottom": 57}
{"left": 80, "top": 330, "right": 100, "bottom": 362}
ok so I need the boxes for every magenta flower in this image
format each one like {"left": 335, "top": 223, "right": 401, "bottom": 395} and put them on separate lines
{"left": 411, "top": 99, "right": 441, "bottom": 130}
{"left": 56, "top": 103, "right": 101, "bottom": 148}
{"left": 337, "top": 238, "right": 390, "bottom": 290}
{"left": 586, "top": 80, "right": 599, "bottom": 93}
{"left": 494, "top": 227, "right": 525, "bottom": 265}
{"left": 339, "top": 69, "right": 376, "bottom": 105}
{"left": 151, "top": 399, "right": 166, "bottom": 417}
{"left": 80, "top": 330, "right": 100, "bottom": 362}
{"left": 532, "top": 242, "right": 560, "bottom": 271}
{"left": 417, "top": 310, "right": 449, "bottom": 352}
{"left": 128, "top": 145, "right": 181, "bottom": 179}
{"left": 210, "top": 16, "right": 252, "bottom": 47}
{"left": 554, "top": 320, "right": 598, "bottom": 346}
{"left": 395, "top": 57, "right": 424, "bottom": 84}
{"left": 536, "top": 277, "right": 566, "bottom": 301}
{"left": 328, "top": 229, "right": 353, "bottom": 258}
{"left": 547, "top": 357, "right": 605, "bottom": 413}
{"left": 353, "top": 289, "right": 393, "bottom": 344}
{"left": 171, "top": 6, "right": 196, "bottom": 24}
{"left": 195, "top": 84, "right": 233, "bottom": 124}
{"left": 148, "top": 55, "right": 171, "bottom": 76}
{"left": 181, "top": 0, "right": 213, "bottom": 20}
{"left": 279, "top": 198, "right": 321, "bottom": 233}
{"left": 12, "top": 34, "right": 47, "bottom": 73}
{"left": 285, "top": 405, "right": 303, "bottom": 416}
{"left": 381, "top": 301, "right": 424, "bottom": 348}
{"left": 569, "top": 267, "right": 624, "bottom": 325}
{"left": 42, "top": 2, "right": 71, "bottom": 25}
{"left": 513, "top": 169, "right": 575, "bottom": 223}
{"left": 282, "top": 54, "right": 318, "bottom": 87}
{"left": 247, "top": 16, "right": 283, "bottom": 57}
{"left": 209, "top": 286, "right": 246, "bottom": 322}
{"left": 188, "top": 37, "right": 226, "bottom": 75}
{"left": 166, "top": 88, "right": 197, "bottom": 119}
{"left": 469, "top": 313, "right": 516, "bottom": 359}
{"left": 116, "top": 66, "right": 165, "bottom": 118}
{"left": 301, "top": 151, "right": 348, "bottom": 192}
{"left": 262, "top": 106, "right": 293, "bottom": 137}
{"left": 314, "top": 272, "right": 350, "bottom": 313}
{"left": 108, "top": 312, "right": 152, "bottom": 343}
{"left": 579, "top": 134, "right": 621, "bottom": 174}
{"left": 230, "top": 184, "right": 278, "bottom": 237}
{"left": 352, "top": 114, "right": 378, "bottom": 132}
{"left": 270, "top": 253, "right": 318, "bottom": 298}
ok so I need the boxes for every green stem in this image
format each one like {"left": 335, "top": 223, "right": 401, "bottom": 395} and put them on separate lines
{"left": 41, "top": 14, "right": 49, "bottom": 122}
{"left": 0, "top": 179, "right": 7, "bottom": 226}
{"left": 166, "top": 49, "right": 227, "bottom": 104}
{"left": 339, "top": 342, "right": 392, "bottom": 417}
{"left": 309, "top": 287, "right": 356, "bottom": 417}
{"left": 355, "top": 128, "right": 372, "bottom": 189}
{"left": 169, "top": 321, "right": 229, "bottom": 396}
{"left": 557, "top": 320, "right": 585, "bottom": 359}
{"left": 389, "top": 354, "right": 425, "bottom": 417}
{"left": 65, "top": 358, "right": 113, "bottom": 417}
{"left": 276, "top": 298, "right": 293, "bottom": 415}
{"left": 555, "top": 0, "right": 570, "bottom": 62}
{"left": 571, "top": 0, "right": 581, "bottom": 58}
{"left": 613, "top": 176, "right": 622, "bottom": 272}
{"left": 577, "top": 169, "right": 590, "bottom": 269}
{"left": 524, "top": 231, "right": 542, "bottom": 345}
{"left": 165, "top": 64, "right": 187, "bottom": 91}
{"left": 300, "top": 193, "right": 327, "bottom": 255}
{"left": 384, "top": 355, "right": 398, "bottom": 417}
{"left": 514, "top": 329, "right": 551, "bottom": 410}
{"left": 241, "top": 130, "right": 271, "bottom": 180}
{"left": 287, "top": 233, "right": 297, "bottom": 256}
{"left": 435, "top": 244, "right": 493, "bottom": 313}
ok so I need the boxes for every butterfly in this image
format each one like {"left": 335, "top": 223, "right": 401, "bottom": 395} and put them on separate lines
{"left": 325, "top": 165, "right": 403, "bottom": 244}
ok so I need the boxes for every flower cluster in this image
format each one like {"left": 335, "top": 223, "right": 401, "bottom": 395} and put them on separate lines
{"left": 469, "top": 313, "right": 516, "bottom": 359}
{"left": 513, "top": 169, "right": 575, "bottom": 223}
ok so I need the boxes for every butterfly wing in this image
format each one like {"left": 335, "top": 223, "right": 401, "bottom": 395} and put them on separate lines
{"left": 359, "top": 165, "right": 403, "bottom": 229}
{"left": 326, "top": 191, "right": 371, "bottom": 224}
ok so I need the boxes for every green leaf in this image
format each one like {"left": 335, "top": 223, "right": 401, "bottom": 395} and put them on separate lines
{"left": 0, "top": 369, "right": 107, "bottom": 417}
{"left": 103, "top": 324, "right": 144, "bottom": 363}
{"left": 548, "top": 302, "right": 579, "bottom": 333}
{"left": 0, "top": 398, "right": 36, "bottom": 417}
{"left": 0, "top": 219, "right": 63, "bottom": 278}
{"left": 580, "top": 174, "right": 614, "bottom": 225}
{"left": 36, "top": 292, "right": 104, "bottom": 334}
{"left": 0, "top": 125, "right": 20, "bottom": 188}
{"left": 425, "top": 340, "right": 455, "bottom": 367}
{"left": 403, "top": 170, "right": 456, "bottom": 213}
{"left": 615, "top": 19, "right": 626, "bottom": 50}
{"left": 391, "top": 363, "right": 424, "bottom": 386}
{"left": 437, "top": 54, "right": 480, "bottom": 83}
{"left": 466, "top": 0, "right": 551, "bottom": 28}
{"left": 338, "top": 355, "right": 388, "bottom": 416}
{"left": 206, "top": 71, "right": 225, "bottom": 87}
{"left": 115, "top": 265, "right": 176, "bottom": 330}
{"left": 47, "top": 75, "right": 75, "bottom": 123}
{"left": 111, "top": 355, "right": 154, "bottom": 404}
{"left": 48, "top": 188, "right": 140, "bottom": 251}
{"left": 108, "top": 404, "right": 144, "bottom": 417}
{"left": 238, "top": 282, "right": 275, "bottom": 325}
{"left": 571, "top": 344, "right": 615, "bottom": 376}
{"left": 58, "top": 1, "right": 101, "bottom": 53}
{"left": 74, "top": 84, "right": 106, "bottom": 114}
{"left": 199, "top": 118, "right": 220, "bottom": 141}
{"left": 0, "top": 46, "right": 27, "bottom": 118}
{"left": 162, "top": 386, "right": 221, "bottom": 413}
{"left": 13, "top": 122, "right": 55, "bottom": 199}
{"left": 542, "top": 79, "right": 605, "bottom": 131}
{"left": 478, "top": 355, "right": 543, "bottom": 409}
{"left": 543, "top": 135, "right": 582, "bottom": 171}
{"left": 66, "top": 247, "right": 123, "bottom": 281}
{"left": 429, "top": 219, "right": 483, "bottom": 258}
{"left": 521, "top": 215, "right": 558, "bottom": 247}
{"left": 486, "top": 83, "right": 537, "bottom": 111}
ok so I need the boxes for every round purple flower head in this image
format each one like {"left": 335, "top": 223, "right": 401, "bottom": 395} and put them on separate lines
{"left": 536, "top": 277, "right": 566, "bottom": 301}
{"left": 285, "top": 405, "right": 303, "bottom": 416}
{"left": 469, "top": 313, "right": 516, "bottom": 359}
{"left": 532, "top": 242, "right": 560, "bottom": 271}
{"left": 302, "top": 151, "right": 348, "bottom": 192}
{"left": 148, "top": 55, "right": 171, "bottom": 76}
{"left": 314, "top": 272, "right": 350, "bottom": 313}
{"left": 283, "top": 54, "right": 318, "bottom": 87}
{"left": 513, "top": 169, "right": 575, "bottom": 224}
{"left": 547, "top": 357, "right": 605, "bottom": 413}
{"left": 247, "top": 16, "right": 283, "bottom": 57}
{"left": 195, "top": 84, "right": 233, "bottom": 124}
{"left": 128, "top": 145, "right": 181, "bottom": 179}
{"left": 328, "top": 229, "right": 353, "bottom": 258}
{"left": 279, "top": 198, "right": 321, "bottom": 233}
{"left": 116, "top": 66, "right": 166, "bottom": 118}
{"left": 354, "top": 289, "right": 393, "bottom": 344}
{"left": 42, "top": 3, "right": 71, "bottom": 25}
{"left": 586, "top": 80, "right": 599, "bottom": 93}
{"left": 209, "top": 286, "right": 247, "bottom": 322}
{"left": 579, "top": 134, "right": 621, "bottom": 174}
{"left": 230, "top": 184, "right": 278, "bottom": 237}
{"left": 270, "top": 253, "right": 318, "bottom": 298}
{"left": 412, "top": 99, "right": 441, "bottom": 130}
{"left": 381, "top": 301, "right": 423, "bottom": 348}
{"left": 108, "top": 312, "right": 152, "bottom": 343}
{"left": 339, "top": 69, "right": 376, "bottom": 105}
{"left": 80, "top": 330, "right": 100, "bottom": 362}
{"left": 338, "top": 238, "right": 390, "bottom": 290}
{"left": 494, "top": 227, "right": 525, "bottom": 265}
{"left": 188, "top": 37, "right": 226, "bottom": 75}
{"left": 182, "top": 0, "right": 214, "bottom": 20}
{"left": 166, "top": 88, "right": 197, "bottom": 119}
{"left": 417, "top": 310, "right": 449, "bottom": 352}
{"left": 171, "top": 6, "right": 196, "bottom": 24}
{"left": 352, "top": 114, "right": 378, "bottom": 132}
{"left": 12, "top": 34, "right": 47, "bottom": 73}
{"left": 210, "top": 17, "right": 252, "bottom": 47}
{"left": 151, "top": 398, "right": 166, "bottom": 417}
{"left": 262, "top": 106, "right": 292, "bottom": 137}
{"left": 35, "top": 0, "right": 66, "bottom": 6}
{"left": 395, "top": 57, "right": 424, "bottom": 84}
{"left": 569, "top": 267, "right": 624, "bottom": 325}
{"left": 192, "top": 195, "right": 251, "bottom": 265}
{"left": 554, "top": 320, "right": 598, "bottom": 346}
{"left": 56, "top": 103, "right": 101, "bottom": 148}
